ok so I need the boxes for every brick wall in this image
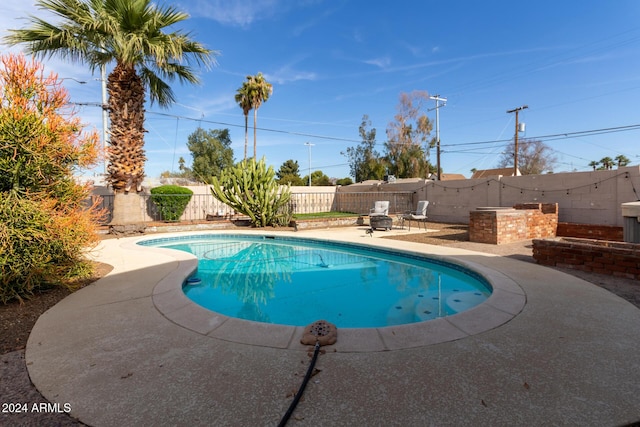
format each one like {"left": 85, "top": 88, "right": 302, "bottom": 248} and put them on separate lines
{"left": 533, "top": 238, "right": 640, "bottom": 280}
{"left": 557, "top": 222, "right": 623, "bottom": 241}
{"left": 515, "top": 203, "right": 559, "bottom": 239}
{"left": 469, "top": 203, "right": 558, "bottom": 244}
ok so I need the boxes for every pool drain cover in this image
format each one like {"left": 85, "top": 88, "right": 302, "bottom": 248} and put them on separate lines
{"left": 300, "top": 320, "right": 337, "bottom": 346}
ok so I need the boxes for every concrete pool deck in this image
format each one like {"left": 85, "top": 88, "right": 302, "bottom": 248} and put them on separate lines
{"left": 26, "top": 227, "right": 640, "bottom": 426}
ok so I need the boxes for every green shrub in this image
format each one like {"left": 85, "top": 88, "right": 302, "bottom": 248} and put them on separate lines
{"left": 0, "top": 194, "right": 97, "bottom": 303}
{"left": 150, "top": 185, "right": 193, "bottom": 222}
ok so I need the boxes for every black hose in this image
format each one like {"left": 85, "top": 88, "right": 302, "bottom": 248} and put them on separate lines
{"left": 278, "top": 341, "right": 321, "bottom": 427}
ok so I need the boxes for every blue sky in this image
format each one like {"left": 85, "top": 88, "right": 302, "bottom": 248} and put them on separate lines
{"left": 2, "top": 0, "right": 640, "bottom": 180}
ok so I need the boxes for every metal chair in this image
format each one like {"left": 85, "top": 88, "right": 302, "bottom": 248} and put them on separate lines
{"left": 403, "top": 200, "right": 429, "bottom": 230}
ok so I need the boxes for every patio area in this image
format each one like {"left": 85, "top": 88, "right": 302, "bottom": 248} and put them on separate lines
{"left": 25, "top": 226, "right": 640, "bottom": 426}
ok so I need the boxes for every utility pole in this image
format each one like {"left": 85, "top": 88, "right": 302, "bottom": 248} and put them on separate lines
{"left": 429, "top": 95, "right": 446, "bottom": 180}
{"left": 506, "top": 105, "right": 528, "bottom": 176}
{"left": 304, "top": 142, "right": 314, "bottom": 186}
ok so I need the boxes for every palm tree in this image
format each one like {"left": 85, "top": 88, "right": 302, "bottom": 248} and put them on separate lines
{"left": 588, "top": 160, "right": 599, "bottom": 171}
{"left": 600, "top": 157, "right": 614, "bottom": 170}
{"left": 615, "top": 154, "right": 631, "bottom": 168}
{"left": 235, "top": 81, "right": 252, "bottom": 160}
{"left": 5, "top": 0, "right": 216, "bottom": 228}
{"left": 246, "top": 72, "right": 273, "bottom": 159}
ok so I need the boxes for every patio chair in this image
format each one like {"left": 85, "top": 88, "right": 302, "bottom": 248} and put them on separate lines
{"left": 403, "top": 200, "right": 429, "bottom": 231}
{"left": 369, "top": 200, "right": 389, "bottom": 217}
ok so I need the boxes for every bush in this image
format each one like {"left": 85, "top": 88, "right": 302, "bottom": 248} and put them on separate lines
{"left": 150, "top": 185, "right": 193, "bottom": 222}
{"left": 0, "top": 194, "right": 99, "bottom": 303}
{"left": 0, "top": 54, "right": 102, "bottom": 304}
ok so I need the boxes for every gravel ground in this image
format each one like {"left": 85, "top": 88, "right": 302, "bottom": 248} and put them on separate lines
{"left": 2, "top": 223, "right": 639, "bottom": 426}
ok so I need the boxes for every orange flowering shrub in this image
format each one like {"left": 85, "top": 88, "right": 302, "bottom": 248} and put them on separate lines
{"left": 0, "top": 54, "right": 104, "bottom": 303}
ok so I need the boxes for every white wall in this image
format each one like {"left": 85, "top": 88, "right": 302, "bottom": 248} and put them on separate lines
{"left": 421, "top": 166, "right": 640, "bottom": 226}
{"left": 94, "top": 166, "right": 640, "bottom": 226}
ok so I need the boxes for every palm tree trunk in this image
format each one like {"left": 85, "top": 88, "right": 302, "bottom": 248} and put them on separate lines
{"left": 253, "top": 108, "right": 258, "bottom": 160}
{"left": 106, "top": 63, "right": 147, "bottom": 231}
{"left": 106, "top": 63, "right": 146, "bottom": 194}
{"left": 244, "top": 113, "right": 248, "bottom": 160}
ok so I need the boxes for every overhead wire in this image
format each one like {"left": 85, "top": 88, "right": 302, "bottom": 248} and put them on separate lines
{"left": 78, "top": 26, "right": 640, "bottom": 176}
{"left": 146, "top": 110, "right": 362, "bottom": 144}
{"left": 146, "top": 108, "right": 640, "bottom": 160}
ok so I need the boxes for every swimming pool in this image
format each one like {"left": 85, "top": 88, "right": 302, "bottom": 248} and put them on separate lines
{"left": 141, "top": 234, "right": 492, "bottom": 328}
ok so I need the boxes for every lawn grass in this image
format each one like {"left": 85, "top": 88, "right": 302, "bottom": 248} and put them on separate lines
{"left": 293, "top": 211, "right": 359, "bottom": 220}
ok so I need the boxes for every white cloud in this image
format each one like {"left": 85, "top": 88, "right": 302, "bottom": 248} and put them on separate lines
{"left": 363, "top": 56, "right": 391, "bottom": 69}
{"left": 263, "top": 58, "right": 317, "bottom": 84}
{"left": 188, "top": 0, "right": 282, "bottom": 27}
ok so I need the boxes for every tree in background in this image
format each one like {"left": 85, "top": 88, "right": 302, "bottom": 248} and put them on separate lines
{"left": 588, "top": 155, "right": 630, "bottom": 171}
{"left": 599, "top": 156, "right": 614, "bottom": 170}
{"left": 342, "top": 115, "right": 386, "bottom": 182}
{"left": 497, "top": 139, "right": 557, "bottom": 175}
{"left": 235, "top": 80, "right": 252, "bottom": 160}
{"left": 615, "top": 154, "right": 630, "bottom": 168}
{"left": 187, "top": 128, "right": 234, "bottom": 184}
{"left": 0, "top": 54, "right": 102, "bottom": 303}
{"left": 384, "top": 91, "right": 433, "bottom": 178}
{"left": 178, "top": 157, "right": 189, "bottom": 174}
{"left": 303, "top": 170, "right": 332, "bottom": 186}
{"left": 335, "top": 177, "right": 353, "bottom": 186}
{"left": 276, "top": 159, "right": 305, "bottom": 185}
{"left": 245, "top": 72, "right": 273, "bottom": 159}
{"left": 5, "top": 0, "right": 216, "bottom": 229}
{"left": 160, "top": 156, "right": 194, "bottom": 182}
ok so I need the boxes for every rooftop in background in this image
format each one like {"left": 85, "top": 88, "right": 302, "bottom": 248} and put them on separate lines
{"left": 438, "top": 173, "right": 467, "bottom": 181}
{"left": 471, "top": 168, "right": 521, "bottom": 179}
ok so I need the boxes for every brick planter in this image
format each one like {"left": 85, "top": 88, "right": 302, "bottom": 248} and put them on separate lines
{"left": 557, "top": 222, "right": 623, "bottom": 241}
{"left": 469, "top": 203, "right": 558, "bottom": 245}
{"left": 533, "top": 237, "right": 640, "bottom": 280}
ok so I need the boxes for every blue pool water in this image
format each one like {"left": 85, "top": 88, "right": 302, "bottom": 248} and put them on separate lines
{"left": 140, "top": 235, "right": 492, "bottom": 328}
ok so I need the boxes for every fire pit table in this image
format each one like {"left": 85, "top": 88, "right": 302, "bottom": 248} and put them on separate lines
{"left": 370, "top": 215, "right": 393, "bottom": 231}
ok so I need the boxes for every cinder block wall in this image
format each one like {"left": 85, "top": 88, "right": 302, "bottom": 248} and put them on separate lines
{"left": 421, "top": 166, "right": 640, "bottom": 226}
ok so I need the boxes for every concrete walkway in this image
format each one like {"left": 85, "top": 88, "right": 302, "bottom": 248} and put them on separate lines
{"left": 27, "top": 227, "right": 640, "bottom": 426}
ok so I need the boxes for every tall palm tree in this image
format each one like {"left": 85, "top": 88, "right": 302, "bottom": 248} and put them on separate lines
{"left": 615, "top": 154, "right": 630, "bottom": 168}
{"left": 246, "top": 72, "right": 273, "bottom": 159}
{"left": 235, "top": 81, "right": 252, "bottom": 160}
{"left": 588, "top": 160, "right": 599, "bottom": 171}
{"left": 600, "top": 157, "right": 614, "bottom": 170}
{"left": 5, "top": 0, "right": 216, "bottom": 227}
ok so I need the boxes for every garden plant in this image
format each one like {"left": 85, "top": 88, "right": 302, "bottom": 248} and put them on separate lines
{"left": 210, "top": 158, "right": 292, "bottom": 227}
{"left": 0, "top": 54, "right": 102, "bottom": 303}
{"left": 150, "top": 185, "right": 193, "bottom": 222}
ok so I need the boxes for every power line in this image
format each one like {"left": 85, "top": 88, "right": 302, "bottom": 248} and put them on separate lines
{"left": 72, "top": 95, "right": 638, "bottom": 151}
{"left": 92, "top": 107, "right": 638, "bottom": 174}
{"left": 147, "top": 109, "right": 640, "bottom": 154}
{"left": 146, "top": 111, "right": 362, "bottom": 144}
{"left": 442, "top": 123, "right": 640, "bottom": 148}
